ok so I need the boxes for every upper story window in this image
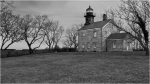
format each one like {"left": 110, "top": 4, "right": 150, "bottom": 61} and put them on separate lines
{"left": 93, "top": 31, "right": 97, "bottom": 37}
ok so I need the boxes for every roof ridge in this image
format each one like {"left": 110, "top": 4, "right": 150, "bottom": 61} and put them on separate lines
{"left": 107, "top": 33, "right": 128, "bottom": 39}
{"left": 79, "top": 19, "right": 111, "bottom": 31}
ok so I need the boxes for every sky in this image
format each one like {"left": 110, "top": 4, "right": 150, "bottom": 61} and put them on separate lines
{"left": 1, "top": 0, "right": 121, "bottom": 50}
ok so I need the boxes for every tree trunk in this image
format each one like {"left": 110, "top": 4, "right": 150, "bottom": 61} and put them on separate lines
{"left": 28, "top": 45, "right": 33, "bottom": 54}
{"left": 145, "top": 47, "right": 149, "bottom": 56}
{"left": 48, "top": 46, "right": 51, "bottom": 52}
{"left": 144, "top": 38, "right": 149, "bottom": 56}
{"left": 137, "top": 37, "right": 149, "bottom": 56}
{"left": 1, "top": 44, "right": 4, "bottom": 50}
{"left": 145, "top": 42, "right": 149, "bottom": 56}
{"left": 1, "top": 41, "right": 4, "bottom": 50}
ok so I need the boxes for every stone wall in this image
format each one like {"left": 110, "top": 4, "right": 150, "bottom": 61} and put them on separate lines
{"left": 101, "top": 22, "right": 119, "bottom": 51}
{"left": 78, "top": 21, "right": 118, "bottom": 52}
{"left": 107, "top": 39, "right": 123, "bottom": 51}
{"left": 78, "top": 28, "right": 102, "bottom": 52}
{"left": 107, "top": 39, "right": 133, "bottom": 51}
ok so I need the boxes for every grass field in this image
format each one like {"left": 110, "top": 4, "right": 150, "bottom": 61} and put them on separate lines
{"left": 1, "top": 51, "right": 149, "bottom": 83}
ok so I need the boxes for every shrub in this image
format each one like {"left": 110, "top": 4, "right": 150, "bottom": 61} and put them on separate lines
{"left": 133, "top": 48, "right": 144, "bottom": 51}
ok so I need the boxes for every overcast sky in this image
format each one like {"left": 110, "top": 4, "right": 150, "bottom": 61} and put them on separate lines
{"left": 3, "top": 0, "right": 121, "bottom": 49}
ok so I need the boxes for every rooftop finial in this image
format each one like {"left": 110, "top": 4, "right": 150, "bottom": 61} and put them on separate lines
{"left": 86, "top": 5, "right": 93, "bottom": 12}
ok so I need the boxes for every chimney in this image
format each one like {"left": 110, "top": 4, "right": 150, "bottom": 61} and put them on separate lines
{"left": 103, "top": 14, "right": 107, "bottom": 21}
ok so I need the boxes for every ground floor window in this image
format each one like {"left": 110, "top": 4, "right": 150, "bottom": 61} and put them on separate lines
{"left": 87, "top": 42, "right": 90, "bottom": 48}
{"left": 113, "top": 42, "right": 116, "bottom": 48}
{"left": 93, "top": 31, "right": 97, "bottom": 37}
{"left": 82, "top": 43, "right": 85, "bottom": 49}
{"left": 93, "top": 42, "right": 96, "bottom": 48}
{"left": 82, "top": 33, "right": 85, "bottom": 37}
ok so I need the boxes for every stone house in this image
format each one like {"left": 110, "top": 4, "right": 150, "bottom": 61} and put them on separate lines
{"left": 78, "top": 6, "right": 118, "bottom": 52}
{"left": 106, "top": 33, "right": 134, "bottom": 51}
{"left": 78, "top": 6, "right": 143, "bottom": 52}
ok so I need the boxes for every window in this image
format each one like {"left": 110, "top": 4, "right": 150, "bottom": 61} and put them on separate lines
{"left": 113, "top": 42, "right": 116, "bottom": 48}
{"left": 87, "top": 42, "right": 90, "bottom": 48}
{"left": 82, "top": 43, "right": 85, "bottom": 48}
{"left": 93, "top": 42, "right": 96, "bottom": 48}
{"left": 93, "top": 31, "right": 97, "bottom": 37}
{"left": 82, "top": 33, "right": 85, "bottom": 37}
{"left": 104, "top": 31, "right": 107, "bottom": 37}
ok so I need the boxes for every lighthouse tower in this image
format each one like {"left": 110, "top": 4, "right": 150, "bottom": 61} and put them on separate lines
{"left": 84, "top": 6, "right": 95, "bottom": 25}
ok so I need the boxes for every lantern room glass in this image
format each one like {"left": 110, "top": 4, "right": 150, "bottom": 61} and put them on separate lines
{"left": 86, "top": 9, "right": 93, "bottom": 13}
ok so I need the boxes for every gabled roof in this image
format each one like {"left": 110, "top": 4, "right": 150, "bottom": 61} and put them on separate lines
{"left": 107, "top": 33, "right": 128, "bottom": 39}
{"left": 78, "top": 19, "right": 111, "bottom": 31}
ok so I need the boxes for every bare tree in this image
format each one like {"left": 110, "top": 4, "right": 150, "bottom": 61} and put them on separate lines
{"left": 107, "top": 0, "right": 150, "bottom": 56}
{"left": 53, "top": 22, "right": 64, "bottom": 49}
{"left": 20, "top": 14, "right": 46, "bottom": 54}
{"left": 63, "top": 38, "right": 73, "bottom": 48}
{"left": 0, "top": 0, "right": 14, "bottom": 14}
{"left": 0, "top": 1, "right": 24, "bottom": 49}
{"left": 64, "top": 24, "right": 83, "bottom": 49}
{"left": 43, "top": 21, "right": 64, "bottom": 52}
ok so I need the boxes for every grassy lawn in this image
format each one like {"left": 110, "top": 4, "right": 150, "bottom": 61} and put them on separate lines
{"left": 1, "top": 51, "right": 149, "bottom": 83}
